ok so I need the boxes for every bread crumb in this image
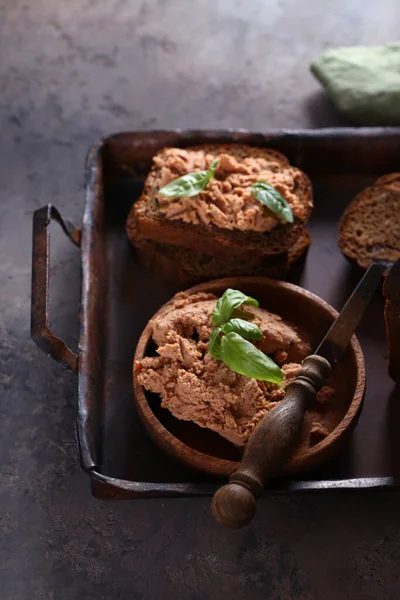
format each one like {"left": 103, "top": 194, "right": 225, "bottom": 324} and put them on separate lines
{"left": 309, "top": 422, "right": 329, "bottom": 446}
{"left": 316, "top": 385, "right": 335, "bottom": 405}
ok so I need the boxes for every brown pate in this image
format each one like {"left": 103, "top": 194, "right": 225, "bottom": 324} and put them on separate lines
{"left": 136, "top": 292, "right": 333, "bottom": 447}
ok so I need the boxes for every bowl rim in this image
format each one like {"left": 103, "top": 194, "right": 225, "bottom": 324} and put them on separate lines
{"left": 133, "top": 276, "right": 366, "bottom": 478}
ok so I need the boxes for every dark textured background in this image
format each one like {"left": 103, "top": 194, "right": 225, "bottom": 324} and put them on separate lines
{"left": 1, "top": 1, "right": 400, "bottom": 598}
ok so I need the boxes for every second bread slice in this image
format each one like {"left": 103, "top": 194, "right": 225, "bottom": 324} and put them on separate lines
{"left": 338, "top": 173, "right": 400, "bottom": 269}
{"left": 135, "top": 231, "right": 311, "bottom": 286}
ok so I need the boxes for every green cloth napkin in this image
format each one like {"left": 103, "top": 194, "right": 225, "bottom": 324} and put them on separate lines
{"left": 311, "top": 43, "right": 400, "bottom": 126}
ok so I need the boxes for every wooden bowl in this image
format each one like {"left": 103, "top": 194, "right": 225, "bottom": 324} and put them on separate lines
{"left": 133, "top": 277, "right": 366, "bottom": 478}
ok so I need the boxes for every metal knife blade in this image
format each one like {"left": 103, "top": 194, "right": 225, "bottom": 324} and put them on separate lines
{"left": 315, "top": 262, "right": 386, "bottom": 367}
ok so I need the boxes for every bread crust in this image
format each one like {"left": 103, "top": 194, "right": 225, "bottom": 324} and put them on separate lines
{"left": 338, "top": 173, "right": 400, "bottom": 269}
{"left": 287, "top": 229, "right": 311, "bottom": 266}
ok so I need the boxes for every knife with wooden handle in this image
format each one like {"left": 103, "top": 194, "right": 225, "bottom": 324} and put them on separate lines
{"left": 211, "top": 262, "right": 386, "bottom": 529}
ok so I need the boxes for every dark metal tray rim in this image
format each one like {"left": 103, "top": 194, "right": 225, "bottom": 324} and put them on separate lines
{"left": 89, "top": 470, "right": 400, "bottom": 499}
{"left": 32, "top": 127, "right": 400, "bottom": 499}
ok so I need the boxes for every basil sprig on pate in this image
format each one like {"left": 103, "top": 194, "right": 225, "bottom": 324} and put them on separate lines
{"left": 159, "top": 160, "right": 219, "bottom": 198}
{"left": 209, "top": 289, "right": 283, "bottom": 385}
{"left": 251, "top": 181, "right": 294, "bottom": 223}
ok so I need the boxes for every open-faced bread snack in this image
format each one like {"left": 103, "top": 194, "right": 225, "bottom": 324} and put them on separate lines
{"left": 126, "top": 144, "right": 313, "bottom": 272}
{"left": 339, "top": 173, "right": 400, "bottom": 269}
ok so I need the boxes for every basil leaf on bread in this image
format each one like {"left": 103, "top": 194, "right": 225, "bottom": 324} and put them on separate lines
{"left": 159, "top": 159, "right": 219, "bottom": 199}
{"left": 252, "top": 181, "right": 294, "bottom": 223}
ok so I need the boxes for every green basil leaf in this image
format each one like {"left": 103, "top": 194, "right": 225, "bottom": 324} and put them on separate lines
{"left": 212, "top": 289, "right": 259, "bottom": 326}
{"left": 208, "top": 327, "right": 222, "bottom": 360}
{"left": 209, "top": 159, "right": 219, "bottom": 172}
{"left": 231, "top": 307, "right": 256, "bottom": 322}
{"left": 251, "top": 181, "right": 294, "bottom": 223}
{"left": 220, "top": 332, "right": 283, "bottom": 384}
{"left": 159, "top": 159, "right": 219, "bottom": 199}
{"left": 221, "top": 318, "right": 263, "bottom": 340}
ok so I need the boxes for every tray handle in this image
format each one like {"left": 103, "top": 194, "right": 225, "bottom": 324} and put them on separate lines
{"left": 31, "top": 205, "right": 81, "bottom": 372}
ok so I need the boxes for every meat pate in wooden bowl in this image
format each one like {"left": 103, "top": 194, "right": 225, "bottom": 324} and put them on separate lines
{"left": 133, "top": 277, "right": 365, "bottom": 478}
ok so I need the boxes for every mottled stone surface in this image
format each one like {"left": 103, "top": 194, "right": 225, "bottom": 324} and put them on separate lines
{"left": 1, "top": 0, "right": 400, "bottom": 598}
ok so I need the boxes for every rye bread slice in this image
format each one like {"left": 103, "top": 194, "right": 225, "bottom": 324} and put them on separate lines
{"left": 383, "top": 258, "right": 400, "bottom": 382}
{"left": 339, "top": 173, "right": 400, "bottom": 269}
{"left": 126, "top": 144, "right": 313, "bottom": 258}
{"left": 135, "top": 230, "right": 311, "bottom": 286}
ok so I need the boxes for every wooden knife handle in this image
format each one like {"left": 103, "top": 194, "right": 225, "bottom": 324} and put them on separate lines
{"left": 211, "top": 355, "right": 331, "bottom": 529}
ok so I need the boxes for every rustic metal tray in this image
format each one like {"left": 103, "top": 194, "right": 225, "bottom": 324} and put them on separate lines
{"left": 31, "top": 128, "right": 400, "bottom": 499}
